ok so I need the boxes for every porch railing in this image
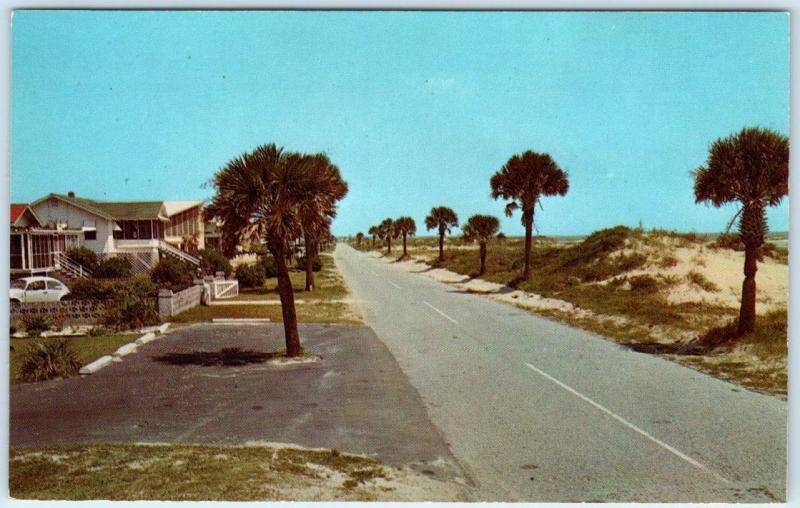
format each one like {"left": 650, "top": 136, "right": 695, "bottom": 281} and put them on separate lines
{"left": 159, "top": 240, "right": 201, "bottom": 266}
{"left": 54, "top": 252, "right": 92, "bottom": 279}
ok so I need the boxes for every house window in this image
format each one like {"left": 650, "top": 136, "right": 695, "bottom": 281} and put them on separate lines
{"left": 84, "top": 230, "right": 97, "bottom": 241}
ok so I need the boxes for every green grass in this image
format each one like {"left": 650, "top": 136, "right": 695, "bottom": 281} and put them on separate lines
{"left": 232, "top": 255, "right": 348, "bottom": 302}
{"left": 172, "top": 303, "right": 359, "bottom": 324}
{"left": 9, "top": 443, "right": 393, "bottom": 501}
{"left": 10, "top": 334, "right": 137, "bottom": 384}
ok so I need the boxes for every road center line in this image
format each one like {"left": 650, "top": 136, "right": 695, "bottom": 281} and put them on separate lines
{"left": 523, "top": 362, "right": 734, "bottom": 486}
{"left": 423, "top": 301, "right": 458, "bottom": 324}
{"left": 389, "top": 281, "right": 402, "bottom": 289}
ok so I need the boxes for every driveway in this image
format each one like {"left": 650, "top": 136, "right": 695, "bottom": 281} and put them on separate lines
{"left": 10, "top": 323, "right": 463, "bottom": 482}
{"left": 334, "top": 244, "right": 787, "bottom": 502}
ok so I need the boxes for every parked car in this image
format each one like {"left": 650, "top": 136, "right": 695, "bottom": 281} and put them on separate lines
{"left": 9, "top": 276, "right": 70, "bottom": 303}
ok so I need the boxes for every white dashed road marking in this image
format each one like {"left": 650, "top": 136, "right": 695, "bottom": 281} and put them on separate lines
{"left": 423, "top": 301, "right": 458, "bottom": 324}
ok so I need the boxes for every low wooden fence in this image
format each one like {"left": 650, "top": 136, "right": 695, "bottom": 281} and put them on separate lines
{"left": 157, "top": 284, "right": 204, "bottom": 318}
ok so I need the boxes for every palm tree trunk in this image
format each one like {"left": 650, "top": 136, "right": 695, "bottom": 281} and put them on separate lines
{"left": 271, "top": 243, "right": 302, "bottom": 357}
{"left": 523, "top": 210, "right": 533, "bottom": 279}
{"left": 479, "top": 242, "right": 487, "bottom": 275}
{"left": 738, "top": 243, "right": 758, "bottom": 334}
{"left": 438, "top": 227, "right": 445, "bottom": 261}
{"left": 387, "top": 236, "right": 392, "bottom": 254}
{"left": 402, "top": 233, "right": 408, "bottom": 258}
{"left": 304, "top": 235, "right": 315, "bottom": 292}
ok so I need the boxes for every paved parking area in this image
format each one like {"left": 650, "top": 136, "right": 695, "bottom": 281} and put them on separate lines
{"left": 10, "top": 323, "right": 459, "bottom": 476}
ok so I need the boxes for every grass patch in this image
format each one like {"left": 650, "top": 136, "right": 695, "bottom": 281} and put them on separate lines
{"left": 171, "top": 303, "right": 359, "bottom": 324}
{"left": 9, "top": 443, "right": 397, "bottom": 501}
{"left": 232, "top": 254, "right": 349, "bottom": 302}
{"left": 10, "top": 334, "right": 137, "bottom": 384}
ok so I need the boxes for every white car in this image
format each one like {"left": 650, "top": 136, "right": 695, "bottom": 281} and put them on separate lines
{"left": 10, "top": 276, "right": 71, "bottom": 303}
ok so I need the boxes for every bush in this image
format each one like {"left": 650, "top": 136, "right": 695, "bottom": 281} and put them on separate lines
{"left": 22, "top": 315, "right": 52, "bottom": 336}
{"left": 67, "top": 278, "right": 117, "bottom": 300}
{"left": 261, "top": 255, "right": 278, "bottom": 278}
{"left": 628, "top": 275, "right": 660, "bottom": 293}
{"left": 687, "top": 270, "right": 720, "bottom": 292}
{"left": 17, "top": 339, "right": 81, "bottom": 382}
{"left": 87, "top": 326, "right": 109, "bottom": 336}
{"left": 297, "top": 255, "right": 322, "bottom": 272}
{"left": 101, "top": 277, "right": 160, "bottom": 331}
{"left": 66, "top": 246, "right": 98, "bottom": 273}
{"left": 94, "top": 257, "right": 132, "bottom": 278}
{"left": 714, "top": 233, "right": 744, "bottom": 251}
{"left": 151, "top": 257, "right": 193, "bottom": 291}
{"left": 199, "top": 249, "right": 232, "bottom": 277}
{"left": 236, "top": 264, "right": 266, "bottom": 288}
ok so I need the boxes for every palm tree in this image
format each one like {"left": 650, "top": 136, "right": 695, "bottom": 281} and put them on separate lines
{"left": 394, "top": 216, "right": 416, "bottom": 259}
{"left": 490, "top": 150, "right": 569, "bottom": 280}
{"left": 368, "top": 226, "right": 380, "bottom": 248}
{"left": 379, "top": 218, "right": 396, "bottom": 254}
{"left": 207, "top": 144, "right": 347, "bottom": 357}
{"left": 425, "top": 206, "right": 459, "bottom": 262}
{"left": 693, "top": 127, "right": 788, "bottom": 334}
{"left": 297, "top": 153, "right": 348, "bottom": 292}
{"left": 462, "top": 214, "right": 500, "bottom": 276}
{"left": 355, "top": 232, "right": 364, "bottom": 248}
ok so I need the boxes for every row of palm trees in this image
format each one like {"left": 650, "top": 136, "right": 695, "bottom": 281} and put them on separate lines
{"left": 357, "top": 150, "right": 571, "bottom": 277}
{"left": 354, "top": 126, "right": 788, "bottom": 336}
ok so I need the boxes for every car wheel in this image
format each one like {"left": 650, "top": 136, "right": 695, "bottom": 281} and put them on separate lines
{"left": 10, "top": 298, "right": 20, "bottom": 304}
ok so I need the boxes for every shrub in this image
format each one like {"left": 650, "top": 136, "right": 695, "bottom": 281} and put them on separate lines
{"left": 199, "top": 249, "right": 232, "bottom": 277}
{"left": 17, "top": 339, "right": 81, "bottom": 382}
{"left": 297, "top": 255, "right": 322, "bottom": 272}
{"left": 714, "top": 233, "right": 743, "bottom": 251}
{"left": 687, "top": 270, "right": 720, "bottom": 292}
{"left": 151, "top": 257, "right": 193, "bottom": 291}
{"left": 87, "top": 326, "right": 109, "bottom": 336}
{"left": 628, "top": 275, "right": 660, "bottom": 293}
{"left": 102, "top": 276, "right": 159, "bottom": 331}
{"left": 236, "top": 263, "right": 266, "bottom": 288}
{"left": 66, "top": 246, "right": 98, "bottom": 273}
{"left": 22, "top": 315, "right": 52, "bottom": 336}
{"left": 67, "top": 278, "right": 117, "bottom": 300}
{"left": 94, "top": 257, "right": 132, "bottom": 278}
{"left": 261, "top": 255, "right": 278, "bottom": 278}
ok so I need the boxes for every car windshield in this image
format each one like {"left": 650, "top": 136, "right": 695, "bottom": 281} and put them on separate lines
{"left": 11, "top": 280, "right": 26, "bottom": 289}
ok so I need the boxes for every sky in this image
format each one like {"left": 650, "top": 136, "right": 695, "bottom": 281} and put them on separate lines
{"left": 10, "top": 10, "right": 790, "bottom": 237}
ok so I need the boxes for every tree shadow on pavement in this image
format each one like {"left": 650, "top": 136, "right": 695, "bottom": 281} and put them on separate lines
{"left": 154, "top": 348, "right": 280, "bottom": 367}
{"left": 626, "top": 322, "right": 739, "bottom": 356}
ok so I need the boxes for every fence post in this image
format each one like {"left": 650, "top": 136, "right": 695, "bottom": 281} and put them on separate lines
{"left": 158, "top": 289, "right": 174, "bottom": 318}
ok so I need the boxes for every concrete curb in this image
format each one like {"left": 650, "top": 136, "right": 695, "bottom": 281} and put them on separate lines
{"left": 80, "top": 322, "right": 171, "bottom": 375}
{"left": 79, "top": 355, "right": 114, "bottom": 375}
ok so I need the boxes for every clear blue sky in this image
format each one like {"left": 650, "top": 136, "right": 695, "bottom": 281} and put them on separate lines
{"left": 11, "top": 11, "right": 789, "bottom": 236}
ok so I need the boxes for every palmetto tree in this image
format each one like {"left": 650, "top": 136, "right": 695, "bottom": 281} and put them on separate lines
{"left": 379, "top": 218, "right": 396, "bottom": 254}
{"left": 355, "top": 232, "right": 364, "bottom": 247}
{"left": 368, "top": 226, "right": 380, "bottom": 248}
{"left": 490, "top": 150, "right": 569, "bottom": 280}
{"left": 207, "top": 144, "right": 347, "bottom": 357}
{"left": 693, "top": 127, "right": 788, "bottom": 334}
{"left": 297, "top": 153, "right": 348, "bottom": 292}
{"left": 425, "top": 206, "right": 459, "bottom": 262}
{"left": 394, "top": 217, "right": 417, "bottom": 259}
{"left": 462, "top": 214, "right": 500, "bottom": 276}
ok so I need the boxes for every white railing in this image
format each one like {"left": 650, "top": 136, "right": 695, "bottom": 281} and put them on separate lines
{"left": 212, "top": 279, "right": 239, "bottom": 299}
{"left": 98, "top": 251, "right": 153, "bottom": 275}
{"left": 54, "top": 252, "right": 92, "bottom": 278}
{"left": 159, "top": 240, "right": 201, "bottom": 266}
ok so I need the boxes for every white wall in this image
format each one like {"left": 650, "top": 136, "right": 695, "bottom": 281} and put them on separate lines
{"left": 31, "top": 197, "right": 116, "bottom": 253}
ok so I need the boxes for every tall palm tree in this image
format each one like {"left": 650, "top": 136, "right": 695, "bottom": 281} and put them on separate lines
{"left": 207, "top": 144, "right": 347, "bottom": 357}
{"left": 693, "top": 127, "right": 788, "bottom": 334}
{"left": 379, "top": 218, "right": 396, "bottom": 254}
{"left": 462, "top": 214, "right": 500, "bottom": 276}
{"left": 368, "top": 226, "right": 380, "bottom": 248}
{"left": 425, "top": 206, "right": 459, "bottom": 262}
{"left": 490, "top": 150, "right": 569, "bottom": 280}
{"left": 394, "top": 216, "right": 416, "bottom": 259}
{"left": 355, "top": 232, "right": 364, "bottom": 247}
{"left": 297, "top": 153, "right": 348, "bottom": 292}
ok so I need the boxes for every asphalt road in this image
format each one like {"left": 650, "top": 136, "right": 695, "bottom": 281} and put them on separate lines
{"left": 335, "top": 243, "right": 787, "bottom": 502}
{"left": 10, "top": 323, "right": 463, "bottom": 483}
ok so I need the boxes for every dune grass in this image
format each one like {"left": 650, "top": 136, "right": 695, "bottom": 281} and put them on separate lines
{"left": 10, "top": 334, "right": 137, "bottom": 384}
{"left": 9, "top": 443, "right": 394, "bottom": 501}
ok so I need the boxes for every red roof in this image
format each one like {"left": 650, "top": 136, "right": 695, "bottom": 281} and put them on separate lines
{"left": 10, "top": 204, "right": 30, "bottom": 226}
